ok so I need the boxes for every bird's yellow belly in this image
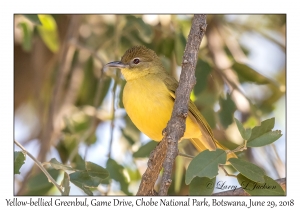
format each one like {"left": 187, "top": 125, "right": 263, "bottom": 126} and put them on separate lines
{"left": 123, "top": 75, "right": 201, "bottom": 141}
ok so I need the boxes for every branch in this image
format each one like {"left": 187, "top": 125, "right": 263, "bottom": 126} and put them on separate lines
{"left": 136, "top": 141, "right": 168, "bottom": 195}
{"left": 158, "top": 14, "right": 207, "bottom": 195}
{"left": 14, "top": 140, "right": 63, "bottom": 195}
{"left": 136, "top": 15, "right": 207, "bottom": 195}
{"left": 39, "top": 15, "right": 80, "bottom": 162}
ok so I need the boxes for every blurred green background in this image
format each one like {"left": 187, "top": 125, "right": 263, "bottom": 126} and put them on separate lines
{"left": 14, "top": 14, "right": 286, "bottom": 195}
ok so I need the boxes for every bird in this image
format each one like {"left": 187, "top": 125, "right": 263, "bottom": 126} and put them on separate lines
{"left": 105, "top": 45, "right": 236, "bottom": 158}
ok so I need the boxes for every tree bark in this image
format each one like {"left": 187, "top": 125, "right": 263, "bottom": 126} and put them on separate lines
{"left": 136, "top": 14, "right": 207, "bottom": 196}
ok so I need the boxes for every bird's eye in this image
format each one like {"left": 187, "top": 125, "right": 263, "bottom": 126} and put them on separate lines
{"left": 133, "top": 58, "right": 140, "bottom": 64}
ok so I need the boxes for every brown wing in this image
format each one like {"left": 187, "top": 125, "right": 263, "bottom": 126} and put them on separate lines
{"left": 162, "top": 74, "right": 216, "bottom": 143}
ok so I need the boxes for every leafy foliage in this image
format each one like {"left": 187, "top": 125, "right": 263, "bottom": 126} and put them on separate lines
{"left": 106, "top": 158, "right": 132, "bottom": 195}
{"left": 235, "top": 118, "right": 252, "bottom": 140}
{"left": 23, "top": 14, "right": 42, "bottom": 25}
{"left": 194, "top": 59, "right": 212, "bottom": 95}
{"left": 248, "top": 130, "right": 282, "bottom": 147}
{"left": 25, "top": 169, "right": 60, "bottom": 195}
{"left": 228, "top": 158, "right": 265, "bottom": 183}
{"left": 237, "top": 174, "right": 285, "bottom": 195}
{"left": 232, "top": 62, "right": 270, "bottom": 84}
{"left": 218, "top": 94, "right": 237, "bottom": 129}
{"left": 185, "top": 149, "right": 226, "bottom": 184}
{"left": 47, "top": 158, "right": 109, "bottom": 195}
{"left": 18, "top": 22, "right": 33, "bottom": 52}
{"left": 189, "top": 177, "right": 216, "bottom": 195}
{"left": 49, "top": 158, "right": 74, "bottom": 171}
{"left": 14, "top": 151, "right": 25, "bottom": 175}
{"left": 69, "top": 171, "right": 101, "bottom": 195}
{"left": 185, "top": 117, "right": 283, "bottom": 195}
{"left": 133, "top": 141, "right": 158, "bottom": 158}
{"left": 246, "top": 118, "right": 282, "bottom": 147}
{"left": 36, "top": 15, "right": 60, "bottom": 53}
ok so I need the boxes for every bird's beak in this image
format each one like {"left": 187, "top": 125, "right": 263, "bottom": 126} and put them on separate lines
{"left": 105, "top": 61, "right": 128, "bottom": 69}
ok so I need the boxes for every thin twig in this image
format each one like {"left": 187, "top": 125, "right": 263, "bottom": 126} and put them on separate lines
{"left": 39, "top": 15, "right": 80, "bottom": 161}
{"left": 229, "top": 140, "right": 247, "bottom": 153}
{"left": 219, "top": 164, "right": 237, "bottom": 178}
{"left": 68, "top": 54, "right": 107, "bottom": 162}
{"left": 214, "top": 67, "right": 249, "bottom": 100}
{"left": 270, "top": 144, "right": 285, "bottom": 177}
{"left": 69, "top": 39, "right": 106, "bottom": 65}
{"left": 178, "top": 152, "right": 194, "bottom": 159}
{"left": 108, "top": 78, "right": 118, "bottom": 159}
{"left": 230, "top": 22, "right": 286, "bottom": 52}
{"left": 14, "top": 140, "right": 63, "bottom": 195}
{"left": 68, "top": 73, "right": 106, "bottom": 162}
{"left": 105, "top": 15, "right": 122, "bottom": 196}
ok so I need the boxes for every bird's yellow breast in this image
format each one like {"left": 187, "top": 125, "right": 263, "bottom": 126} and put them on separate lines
{"left": 123, "top": 73, "right": 201, "bottom": 141}
{"left": 123, "top": 74, "right": 173, "bottom": 141}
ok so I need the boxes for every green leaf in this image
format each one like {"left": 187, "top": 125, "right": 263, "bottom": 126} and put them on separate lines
{"left": 185, "top": 149, "right": 226, "bottom": 185}
{"left": 69, "top": 171, "right": 101, "bottom": 195}
{"left": 232, "top": 62, "right": 270, "bottom": 84}
{"left": 14, "top": 151, "right": 25, "bottom": 174}
{"left": 194, "top": 59, "right": 212, "bottom": 95}
{"left": 201, "top": 107, "right": 216, "bottom": 129}
{"left": 126, "top": 167, "right": 141, "bottom": 182}
{"left": 174, "top": 31, "right": 186, "bottom": 65}
{"left": 246, "top": 117, "right": 282, "bottom": 147}
{"left": 125, "top": 15, "right": 153, "bottom": 43}
{"left": 247, "top": 130, "right": 282, "bottom": 147}
{"left": 70, "top": 115, "right": 90, "bottom": 133}
{"left": 85, "top": 133, "right": 97, "bottom": 146}
{"left": 189, "top": 177, "right": 216, "bottom": 195}
{"left": 121, "top": 128, "right": 135, "bottom": 145}
{"left": 235, "top": 118, "right": 245, "bottom": 137}
{"left": 248, "top": 118, "right": 275, "bottom": 141}
{"left": 195, "top": 89, "right": 218, "bottom": 107}
{"left": 23, "top": 14, "right": 42, "bottom": 25}
{"left": 237, "top": 174, "right": 285, "bottom": 195}
{"left": 77, "top": 56, "right": 112, "bottom": 107}
{"left": 244, "top": 129, "right": 252, "bottom": 140}
{"left": 19, "top": 22, "right": 33, "bottom": 51}
{"left": 37, "top": 14, "right": 60, "bottom": 53}
{"left": 218, "top": 94, "right": 236, "bottom": 129}
{"left": 85, "top": 161, "right": 109, "bottom": 179}
{"left": 49, "top": 158, "right": 74, "bottom": 171}
{"left": 26, "top": 169, "right": 60, "bottom": 195}
{"left": 123, "top": 114, "right": 141, "bottom": 141}
{"left": 71, "top": 154, "right": 86, "bottom": 170}
{"left": 228, "top": 158, "right": 265, "bottom": 183}
{"left": 133, "top": 141, "right": 158, "bottom": 158}
{"left": 70, "top": 171, "right": 102, "bottom": 187}
{"left": 61, "top": 172, "right": 70, "bottom": 196}
{"left": 234, "top": 118, "right": 252, "bottom": 140}
{"left": 98, "top": 77, "right": 112, "bottom": 106}
{"left": 106, "top": 158, "right": 132, "bottom": 195}
{"left": 158, "top": 37, "right": 175, "bottom": 59}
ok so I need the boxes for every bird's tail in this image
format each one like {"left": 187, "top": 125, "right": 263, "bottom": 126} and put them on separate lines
{"left": 190, "top": 138, "right": 237, "bottom": 162}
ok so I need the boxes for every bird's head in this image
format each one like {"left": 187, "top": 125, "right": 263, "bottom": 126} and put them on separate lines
{"left": 105, "top": 46, "right": 164, "bottom": 81}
